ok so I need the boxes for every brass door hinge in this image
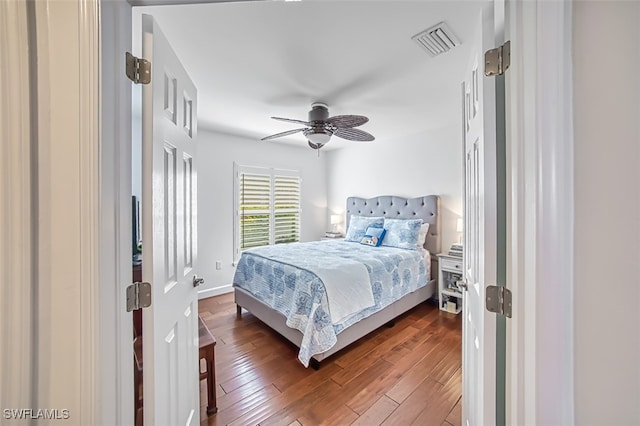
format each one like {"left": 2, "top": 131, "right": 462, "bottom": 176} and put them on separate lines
{"left": 484, "top": 41, "right": 511, "bottom": 77}
{"left": 486, "top": 285, "right": 512, "bottom": 318}
{"left": 125, "top": 52, "right": 151, "bottom": 85}
{"left": 126, "top": 281, "right": 152, "bottom": 312}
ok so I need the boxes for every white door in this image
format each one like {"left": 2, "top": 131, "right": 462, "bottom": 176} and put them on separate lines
{"left": 141, "top": 14, "right": 200, "bottom": 426}
{"left": 462, "top": 6, "right": 498, "bottom": 426}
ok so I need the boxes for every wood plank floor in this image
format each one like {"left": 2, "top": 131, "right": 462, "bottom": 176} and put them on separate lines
{"left": 198, "top": 293, "right": 462, "bottom": 426}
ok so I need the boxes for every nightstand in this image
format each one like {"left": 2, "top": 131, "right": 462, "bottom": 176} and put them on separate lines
{"left": 437, "top": 253, "right": 463, "bottom": 314}
{"left": 321, "top": 233, "right": 344, "bottom": 241}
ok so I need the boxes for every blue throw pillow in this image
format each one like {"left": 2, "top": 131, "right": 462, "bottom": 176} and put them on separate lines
{"left": 344, "top": 215, "right": 384, "bottom": 242}
{"left": 360, "top": 226, "right": 386, "bottom": 247}
{"left": 381, "top": 218, "right": 423, "bottom": 250}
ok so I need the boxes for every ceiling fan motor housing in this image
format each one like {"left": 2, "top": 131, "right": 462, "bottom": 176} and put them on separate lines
{"left": 305, "top": 102, "right": 333, "bottom": 145}
{"left": 309, "top": 102, "right": 329, "bottom": 122}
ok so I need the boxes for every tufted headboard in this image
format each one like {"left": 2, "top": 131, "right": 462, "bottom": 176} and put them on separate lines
{"left": 346, "top": 195, "right": 441, "bottom": 255}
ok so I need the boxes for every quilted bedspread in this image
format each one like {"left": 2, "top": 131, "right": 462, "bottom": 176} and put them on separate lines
{"left": 232, "top": 240, "right": 428, "bottom": 366}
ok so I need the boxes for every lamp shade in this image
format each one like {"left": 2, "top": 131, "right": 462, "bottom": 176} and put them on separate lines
{"left": 330, "top": 214, "right": 342, "bottom": 225}
{"left": 456, "top": 218, "right": 463, "bottom": 233}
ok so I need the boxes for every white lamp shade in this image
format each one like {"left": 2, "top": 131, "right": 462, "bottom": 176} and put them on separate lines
{"left": 330, "top": 214, "right": 342, "bottom": 225}
{"left": 456, "top": 218, "right": 464, "bottom": 233}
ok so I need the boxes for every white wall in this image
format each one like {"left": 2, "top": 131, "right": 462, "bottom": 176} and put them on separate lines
{"left": 573, "top": 1, "right": 640, "bottom": 424}
{"left": 325, "top": 124, "right": 463, "bottom": 253}
{"left": 196, "top": 130, "right": 327, "bottom": 298}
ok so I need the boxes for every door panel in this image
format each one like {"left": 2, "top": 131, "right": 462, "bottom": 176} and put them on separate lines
{"left": 462, "top": 6, "right": 498, "bottom": 426}
{"left": 141, "top": 13, "right": 199, "bottom": 426}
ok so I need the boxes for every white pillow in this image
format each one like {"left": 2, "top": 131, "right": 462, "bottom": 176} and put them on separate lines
{"left": 417, "top": 222, "right": 430, "bottom": 249}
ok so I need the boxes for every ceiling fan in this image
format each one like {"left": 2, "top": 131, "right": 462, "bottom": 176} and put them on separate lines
{"left": 261, "top": 102, "right": 375, "bottom": 150}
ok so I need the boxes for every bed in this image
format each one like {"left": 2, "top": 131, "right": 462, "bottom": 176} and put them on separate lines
{"left": 233, "top": 195, "right": 441, "bottom": 367}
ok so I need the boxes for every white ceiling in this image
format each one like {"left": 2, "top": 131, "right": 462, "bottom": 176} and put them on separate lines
{"left": 133, "top": 1, "right": 488, "bottom": 150}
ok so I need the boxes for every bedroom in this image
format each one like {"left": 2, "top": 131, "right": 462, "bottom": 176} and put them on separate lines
{"left": 1, "top": 1, "right": 640, "bottom": 424}
{"left": 128, "top": 0, "right": 476, "bottom": 423}
{"left": 131, "top": 1, "right": 476, "bottom": 298}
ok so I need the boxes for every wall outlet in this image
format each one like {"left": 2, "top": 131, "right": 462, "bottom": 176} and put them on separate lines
{"left": 215, "top": 261, "right": 222, "bottom": 270}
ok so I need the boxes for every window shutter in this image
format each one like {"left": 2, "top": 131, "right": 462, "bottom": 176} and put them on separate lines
{"left": 239, "top": 173, "right": 271, "bottom": 249}
{"left": 273, "top": 175, "right": 300, "bottom": 244}
{"left": 235, "top": 166, "right": 301, "bottom": 256}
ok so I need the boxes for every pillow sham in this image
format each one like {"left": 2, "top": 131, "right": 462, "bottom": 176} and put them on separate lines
{"left": 344, "top": 215, "right": 384, "bottom": 242}
{"left": 360, "top": 226, "right": 386, "bottom": 247}
{"left": 381, "top": 218, "right": 423, "bottom": 250}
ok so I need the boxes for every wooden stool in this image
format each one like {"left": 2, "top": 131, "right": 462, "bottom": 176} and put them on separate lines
{"left": 198, "top": 316, "right": 217, "bottom": 415}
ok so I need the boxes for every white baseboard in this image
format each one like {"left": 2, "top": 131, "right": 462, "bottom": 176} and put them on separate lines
{"left": 198, "top": 284, "right": 233, "bottom": 300}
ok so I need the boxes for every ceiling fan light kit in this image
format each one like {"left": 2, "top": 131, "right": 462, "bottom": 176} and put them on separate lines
{"left": 305, "top": 128, "right": 332, "bottom": 147}
{"left": 261, "top": 102, "right": 375, "bottom": 150}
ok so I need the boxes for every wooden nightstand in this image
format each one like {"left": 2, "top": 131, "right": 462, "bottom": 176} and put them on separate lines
{"left": 437, "top": 253, "right": 463, "bottom": 314}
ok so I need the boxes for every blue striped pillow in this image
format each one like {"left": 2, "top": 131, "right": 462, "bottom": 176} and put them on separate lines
{"left": 360, "top": 226, "right": 387, "bottom": 247}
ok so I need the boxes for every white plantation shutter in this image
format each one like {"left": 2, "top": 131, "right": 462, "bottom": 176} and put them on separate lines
{"left": 274, "top": 175, "right": 300, "bottom": 244}
{"left": 235, "top": 164, "right": 301, "bottom": 257}
{"left": 239, "top": 173, "right": 271, "bottom": 249}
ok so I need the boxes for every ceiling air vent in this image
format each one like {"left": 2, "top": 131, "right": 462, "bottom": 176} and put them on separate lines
{"left": 412, "top": 22, "right": 460, "bottom": 57}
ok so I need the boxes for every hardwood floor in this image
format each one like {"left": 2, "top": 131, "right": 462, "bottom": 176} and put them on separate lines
{"left": 198, "top": 293, "right": 462, "bottom": 426}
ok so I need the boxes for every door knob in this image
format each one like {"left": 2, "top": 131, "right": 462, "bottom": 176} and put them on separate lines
{"left": 193, "top": 275, "right": 205, "bottom": 287}
{"left": 457, "top": 279, "right": 468, "bottom": 291}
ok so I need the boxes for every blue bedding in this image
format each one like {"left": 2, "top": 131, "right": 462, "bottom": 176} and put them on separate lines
{"left": 232, "top": 240, "right": 428, "bottom": 366}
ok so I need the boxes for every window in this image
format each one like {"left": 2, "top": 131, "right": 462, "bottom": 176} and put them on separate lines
{"left": 234, "top": 164, "right": 301, "bottom": 258}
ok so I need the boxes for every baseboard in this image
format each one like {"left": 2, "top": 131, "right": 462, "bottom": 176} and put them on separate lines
{"left": 198, "top": 284, "right": 233, "bottom": 300}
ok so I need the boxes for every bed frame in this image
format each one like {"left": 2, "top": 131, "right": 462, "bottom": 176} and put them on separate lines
{"left": 234, "top": 195, "right": 441, "bottom": 366}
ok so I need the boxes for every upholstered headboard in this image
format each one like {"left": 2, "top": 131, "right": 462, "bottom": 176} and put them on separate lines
{"left": 345, "top": 195, "right": 441, "bottom": 255}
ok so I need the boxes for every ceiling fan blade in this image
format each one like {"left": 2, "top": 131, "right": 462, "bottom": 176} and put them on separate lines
{"left": 271, "top": 116, "right": 311, "bottom": 126}
{"left": 334, "top": 127, "right": 375, "bottom": 142}
{"left": 261, "top": 128, "right": 306, "bottom": 141}
{"left": 326, "top": 115, "right": 369, "bottom": 128}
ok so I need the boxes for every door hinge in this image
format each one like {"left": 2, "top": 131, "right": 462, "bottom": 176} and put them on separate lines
{"left": 484, "top": 40, "right": 511, "bottom": 76}
{"left": 126, "top": 281, "right": 152, "bottom": 312}
{"left": 125, "top": 52, "right": 151, "bottom": 85}
{"left": 486, "top": 285, "right": 512, "bottom": 318}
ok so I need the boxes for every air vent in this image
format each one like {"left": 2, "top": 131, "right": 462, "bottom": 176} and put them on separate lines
{"left": 412, "top": 22, "right": 460, "bottom": 57}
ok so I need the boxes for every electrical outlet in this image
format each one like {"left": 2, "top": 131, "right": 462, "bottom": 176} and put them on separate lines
{"left": 215, "top": 261, "right": 222, "bottom": 270}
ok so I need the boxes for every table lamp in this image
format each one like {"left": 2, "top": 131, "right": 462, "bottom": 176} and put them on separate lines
{"left": 456, "top": 217, "right": 463, "bottom": 244}
{"left": 330, "top": 214, "right": 342, "bottom": 234}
